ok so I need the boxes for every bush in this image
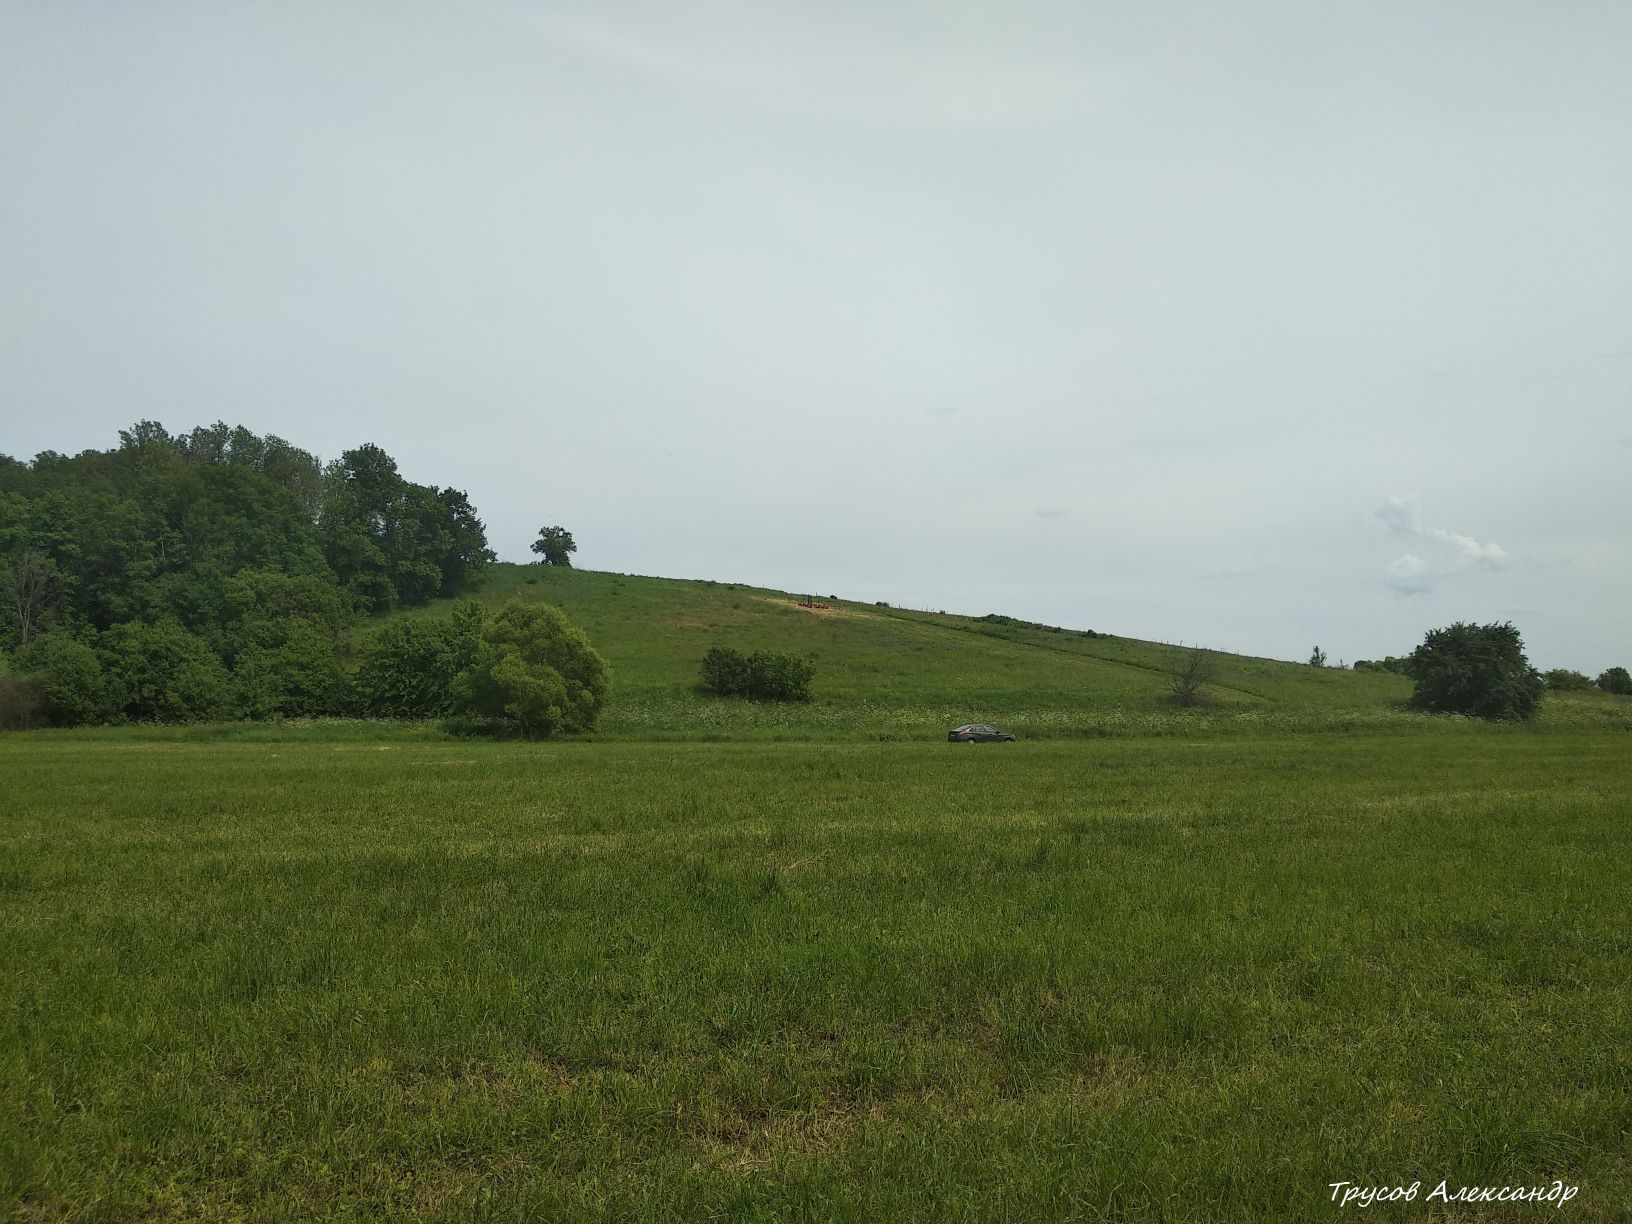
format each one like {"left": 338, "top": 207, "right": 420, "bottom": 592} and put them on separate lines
{"left": 747, "top": 650, "right": 815, "bottom": 701}
{"left": 1544, "top": 668, "right": 1595, "bottom": 692}
{"left": 355, "top": 604, "right": 483, "bottom": 718}
{"left": 233, "top": 621, "right": 355, "bottom": 719}
{"left": 0, "top": 676, "right": 45, "bottom": 731}
{"left": 1597, "top": 666, "right": 1632, "bottom": 696}
{"left": 97, "top": 621, "right": 234, "bottom": 723}
{"left": 16, "top": 631, "right": 114, "bottom": 726}
{"left": 1406, "top": 622, "right": 1543, "bottom": 722}
{"left": 699, "top": 646, "right": 754, "bottom": 697}
{"left": 698, "top": 646, "right": 814, "bottom": 702}
{"left": 451, "top": 600, "right": 609, "bottom": 735}
{"left": 1167, "top": 646, "right": 1219, "bottom": 708}
{"left": 1353, "top": 657, "right": 1410, "bottom": 675}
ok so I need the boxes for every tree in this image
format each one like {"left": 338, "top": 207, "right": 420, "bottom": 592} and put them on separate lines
{"left": 97, "top": 620, "right": 233, "bottom": 722}
{"left": 1597, "top": 666, "right": 1632, "bottom": 696}
{"left": 451, "top": 601, "right": 608, "bottom": 734}
{"left": 1544, "top": 668, "right": 1595, "bottom": 692}
{"left": 16, "top": 631, "right": 113, "bottom": 726}
{"left": 1406, "top": 621, "right": 1543, "bottom": 722}
{"left": 355, "top": 603, "right": 484, "bottom": 718}
{"left": 531, "top": 526, "right": 576, "bottom": 567}
{"left": 1, "top": 548, "right": 56, "bottom": 648}
{"left": 232, "top": 621, "right": 354, "bottom": 719}
{"left": 1167, "top": 645, "right": 1219, "bottom": 708}
{"left": 1308, "top": 646, "right": 1328, "bottom": 668}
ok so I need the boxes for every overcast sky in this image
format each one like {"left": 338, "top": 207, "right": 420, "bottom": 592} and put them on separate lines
{"left": 2, "top": 1, "right": 1628, "bottom": 671}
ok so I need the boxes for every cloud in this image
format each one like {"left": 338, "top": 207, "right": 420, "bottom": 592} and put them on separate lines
{"left": 1034, "top": 507, "right": 1067, "bottom": 518}
{"left": 1376, "top": 494, "right": 1424, "bottom": 537}
{"left": 1386, "top": 553, "right": 1426, "bottom": 580}
{"left": 1385, "top": 552, "right": 1430, "bottom": 595}
{"left": 1376, "top": 495, "right": 1509, "bottom": 594}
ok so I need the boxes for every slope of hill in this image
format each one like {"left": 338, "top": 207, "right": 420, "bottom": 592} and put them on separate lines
{"left": 393, "top": 564, "right": 1415, "bottom": 736}
{"left": 391, "top": 564, "right": 1625, "bottom": 739}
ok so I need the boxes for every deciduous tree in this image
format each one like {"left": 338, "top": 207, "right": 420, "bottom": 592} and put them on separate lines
{"left": 530, "top": 526, "right": 576, "bottom": 567}
{"left": 1406, "top": 621, "right": 1543, "bottom": 722}
{"left": 452, "top": 601, "right": 608, "bottom": 734}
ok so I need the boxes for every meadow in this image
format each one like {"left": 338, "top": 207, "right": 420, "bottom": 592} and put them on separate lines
{"left": 4, "top": 724, "right": 1630, "bottom": 1220}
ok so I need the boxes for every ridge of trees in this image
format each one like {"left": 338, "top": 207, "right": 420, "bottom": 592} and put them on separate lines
{"left": 0, "top": 421, "right": 504, "bottom": 727}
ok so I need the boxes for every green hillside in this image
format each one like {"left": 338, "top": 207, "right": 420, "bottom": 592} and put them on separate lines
{"left": 393, "top": 564, "right": 1627, "bottom": 739}
{"left": 390, "top": 564, "right": 1403, "bottom": 737}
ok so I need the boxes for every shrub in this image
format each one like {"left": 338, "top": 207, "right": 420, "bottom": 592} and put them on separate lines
{"left": 699, "top": 646, "right": 754, "bottom": 697}
{"left": 1544, "top": 668, "right": 1595, "bottom": 692}
{"left": 233, "top": 621, "right": 355, "bottom": 719}
{"left": 354, "top": 602, "right": 484, "bottom": 718}
{"left": 0, "top": 676, "right": 46, "bottom": 731}
{"left": 97, "top": 621, "right": 234, "bottom": 722}
{"left": 746, "top": 650, "right": 815, "bottom": 702}
{"left": 1167, "top": 646, "right": 1219, "bottom": 708}
{"left": 1406, "top": 621, "right": 1543, "bottom": 722}
{"left": 451, "top": 600, "right": 609, "bottom": 734}
{"left": 16, "top": 631, "right": 113, "bottom": 726}
{"left": 698, "top": 646, "right": 813, "bottom": 702}
{"left": 1353, "top": 657, "right": 1411, "bottom": 675}
{"left": 1598, "top": 666, "right": 1632, "bottom": 696}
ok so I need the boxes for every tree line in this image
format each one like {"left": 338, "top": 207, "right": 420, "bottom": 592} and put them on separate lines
{"left": 0, "top": 421, "right": 514, "bottom": 728}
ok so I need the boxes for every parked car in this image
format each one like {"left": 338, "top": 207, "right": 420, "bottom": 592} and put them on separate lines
{"left": 948, "top": 724, "right": 1016, "bottom": 743}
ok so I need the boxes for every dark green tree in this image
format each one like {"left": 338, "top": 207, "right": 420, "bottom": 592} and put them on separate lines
{"left": 355, "top": 603, "right": 485, "bottom": 718}
{"left": 1597, "top": 666, "right": 1632, "bottom": 696}
{"left": 319, "top": 444, "right": 491, "bottom": 611}
{"left": 452, "top": 601, "right": 608, "bottom": 734}
{"left": 1544, "top": 668, "right": 1595, "bottom": 692}
{"left": 699, "top": 646, "right": 754, "bottom": 697}
{"left": 697, "top": 646, "right": 814, "bottom": 701}
{"left": 97, "top": 620, "right": 233, "bottom": 723}
{"left": 530, "top": 526, "right": 576, "bottom": 567}
{"left": 1406, "top": 621, "right": 1544, "bottom": 722}
{"left": 16, "top": 631, "right": 113, "bottom": 726}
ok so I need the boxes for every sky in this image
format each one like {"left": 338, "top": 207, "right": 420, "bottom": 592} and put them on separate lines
{"left": 2, "top": 0, "right": 1628, "bottom": 672}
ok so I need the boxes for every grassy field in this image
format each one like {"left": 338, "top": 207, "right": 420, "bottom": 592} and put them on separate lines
{"left": 4, "top": 724, "right": 1630, "bottom": 1220}
{"left": 391, "top": 564, "right": 1630, "bottom": 742}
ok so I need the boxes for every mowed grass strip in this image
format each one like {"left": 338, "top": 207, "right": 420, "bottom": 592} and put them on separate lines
{"left": 3, "top": 732, "right": 1630, "bottom": 1220}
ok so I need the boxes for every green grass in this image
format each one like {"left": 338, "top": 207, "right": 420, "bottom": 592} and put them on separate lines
{"left": 4, "top": 727, "right": 1630, "bottom": 1220}
{"left": 389, "top": 564, "right": 1630, "bottom": 741}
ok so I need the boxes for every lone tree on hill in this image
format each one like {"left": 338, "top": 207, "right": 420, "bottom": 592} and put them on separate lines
{"left": 531, "top": 525, "right": 576, "bottom": 567}
{"left": 1406, "top": 621, "right": 1544, "bottom": 722}
{"left": 1308, "top": 646, "right": 1327, "bottom": 668}
{"left": 1597, "top": 666, "right": 1632, "bottom": 696}
{"left": 1168, "top": 645, "right": 1220, "bottom": 708}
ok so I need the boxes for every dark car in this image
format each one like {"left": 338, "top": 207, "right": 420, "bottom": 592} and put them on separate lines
{"left": 948, "top": 723, "right": 1016, "bottom": 743}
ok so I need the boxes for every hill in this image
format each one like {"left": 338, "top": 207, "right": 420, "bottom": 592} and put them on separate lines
{"left": 395, "top": 563, "right": 1437, "bottom": 738}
